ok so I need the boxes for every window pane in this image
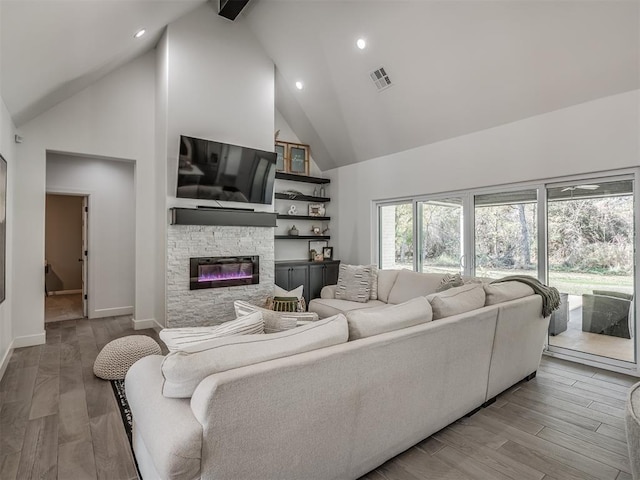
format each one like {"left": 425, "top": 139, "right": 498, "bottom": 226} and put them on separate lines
{"left": 547, "top": 179, "right": 634, "bottom": 363}
{"left": 474, "top": 189, "right": 538, "bottom": 279}
{"left": 419, "top": 197, "right": 463, "bottom": 274}
{"left": 379, "top": 203, "right": 414, "bottom": 270}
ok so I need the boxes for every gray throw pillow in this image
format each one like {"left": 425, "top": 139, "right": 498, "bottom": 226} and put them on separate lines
{"left": 335, "top": 264, "right": 372, "bottom": 303}
{"left": 435, "top": 272, "right": 465, "bottom": 292}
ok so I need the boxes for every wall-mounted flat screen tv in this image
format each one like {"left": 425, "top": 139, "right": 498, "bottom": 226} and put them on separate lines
{"left": 177, "top": 135, "right": 277, "bottom": 205}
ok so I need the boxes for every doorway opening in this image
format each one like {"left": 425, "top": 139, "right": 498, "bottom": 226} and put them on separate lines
{"left": 45, "top": 193, "right": 88, "bottom": 323}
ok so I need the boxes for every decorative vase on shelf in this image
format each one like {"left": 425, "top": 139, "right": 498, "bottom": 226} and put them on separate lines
{"left": 289, "top": 225, "right": 299, "bottom": 236}
{"left": 313, "top": 186, "right": 319, "bottom": 197}
{"left": 319, "top": 186, "right": 326, "bottom": 197}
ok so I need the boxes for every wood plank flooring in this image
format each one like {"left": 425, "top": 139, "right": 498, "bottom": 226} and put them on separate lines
{"left": 1, "top": 315, "right": 638, "bottom": 480}
{"left": 0, "top": 316, "right": 165, "bottom": 480}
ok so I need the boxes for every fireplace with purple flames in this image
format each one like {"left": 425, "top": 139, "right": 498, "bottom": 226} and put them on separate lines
{"left": 190, "top": 256, "right": 259, "bottom": 290}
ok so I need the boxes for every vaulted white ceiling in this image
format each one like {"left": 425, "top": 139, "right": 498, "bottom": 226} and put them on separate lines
{"left": 1, "top": 0, "right": 638, "bottom": 170}
{"left": 247, "top": 0, "right": 640, "bottom": 169}
{"left": 1, "top": 0, "right": 205, "bottom": 126}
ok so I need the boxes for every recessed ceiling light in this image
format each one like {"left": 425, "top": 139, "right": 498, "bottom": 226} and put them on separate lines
{"left": 134, "top": 29, "right": 146, "bottom": 39}
{"left": 295, "top": 81, "right": 304, "bottom": 90}
{"left": 356, "top": 38, "right": 366, "bottom": 50}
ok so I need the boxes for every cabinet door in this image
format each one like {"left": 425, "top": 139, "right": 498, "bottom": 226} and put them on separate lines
{"left": 325, "top": 261, "right": 340, "bottom": 286}
{"left": 308, "top": 264, "right": 325, "bottom": 301}
{"left": 274, "top": 265, "right": 291, "bottom": 291}
{"left": 289, "top": 265, "right": 309, "bottom": 305}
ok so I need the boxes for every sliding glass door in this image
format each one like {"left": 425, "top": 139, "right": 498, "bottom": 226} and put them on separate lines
{"left": 474, "top": 189, "right": 538, "bottom": 279}
{"left": 418, "top": 197, "right": 464, "bottom": 274}
{"left": 378, "top": 202, "right": 414, "bottom": 270}
{"left": 375, "top": 171, "right": 637, "bottom": 371}
{"left": 546, "top": 178, "right": 635, "bottom": 364}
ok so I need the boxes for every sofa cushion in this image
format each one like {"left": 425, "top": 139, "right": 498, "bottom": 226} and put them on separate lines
{"left": 427, "top": 283, "right": 486, "bottom": 320}
{"left": 387, "top": 270, "right": 446, "bottom": 305}
{"left": 234, "top": 300, "right": 319, "bottom": 333}
{"left": 161, "top": 314, "right": 349, "bottom": 398}
{"left": 377, "top": 269, "right": 401, "bottom": 303}
{"left": 346, "top": 297, "right": 433, "bottom": 340}
{"left": 159, "top": 312, "right": 264, "bottom": 353}
{"left": 335, "top": 264, "right": 373, "bottom": 302}
{"left": 309, "top": 298, "right": 386, "bottom": 319}
{"left": 484, "top": 281, "right": 535, "bottom": 306}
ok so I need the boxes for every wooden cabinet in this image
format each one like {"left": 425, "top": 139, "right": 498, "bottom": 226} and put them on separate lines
{"left": 275, "top": 260, "right": 340, "bottom": 307}
{"left": 308, "top": 262, "right": 340, "bottom": 300}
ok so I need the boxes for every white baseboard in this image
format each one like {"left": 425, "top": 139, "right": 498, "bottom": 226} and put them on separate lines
{"left": 13, "top": 332, "right": 46, "bottom": 349}
{"left": 0, "top": 341, "right": 14, "bottom": 381}
{"left": 91, "top": 306, "right": 134, "bottom": 319}
{"left": 48, "top": 289, "right": 82, "bottom": 296}
{"left": 131, "top": 317, "right": 163, "bottom": 331}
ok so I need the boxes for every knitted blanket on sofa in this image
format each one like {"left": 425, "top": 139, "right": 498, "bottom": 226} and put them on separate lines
{"left": 491, "top": 275, "right": 561, "bottom": 318}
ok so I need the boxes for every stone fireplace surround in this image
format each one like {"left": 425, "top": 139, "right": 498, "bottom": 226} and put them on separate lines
{"left": 167, "top": 225, "right": 274, "bottom": 327}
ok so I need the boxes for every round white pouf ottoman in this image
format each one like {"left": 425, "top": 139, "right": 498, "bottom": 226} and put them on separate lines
{"left": 626, "top": 381, "right": 640, "bottom": 480}
{"left": 93, "top": 335, "right": 161, "bottom": 380}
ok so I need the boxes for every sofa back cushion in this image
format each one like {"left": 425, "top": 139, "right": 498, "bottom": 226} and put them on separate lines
{"left": 387, "top": 270, "right": 446, "bottom": 305}
{"left": 161, "top": 314, "right": 348, "bottom": 398}
{"left": 346, "top": 297, "right": 433, "bottom": 340}
{"left": 427, "top": 283, "right": 486, "bottom": 320}
{"left": 376, "top": 269, "right": 400, "bottom": 303}
{"left": 483, "top": 281, "right": 534, "bottom": 306}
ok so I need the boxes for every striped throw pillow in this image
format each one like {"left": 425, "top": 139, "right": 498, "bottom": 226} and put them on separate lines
{"left": 334, "top": 264, "right": 372, "bottom": 303}
{"left": 234, "top": 300, "right": 319, "bottom": 334}
{"left": 159, "top": 311, "right": 264, "bottom": 353}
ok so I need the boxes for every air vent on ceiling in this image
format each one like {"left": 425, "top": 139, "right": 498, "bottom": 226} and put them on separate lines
{"left": 369, "top": 67, "right": 392, "bottom": 92}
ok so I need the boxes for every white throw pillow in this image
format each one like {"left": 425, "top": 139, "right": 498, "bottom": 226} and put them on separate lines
{"left": 161, "top": 314, "right": 349, "bottom": 398}
{"left": 369, "top": 265, "right": 379, "bottom": 300}
{"left": 427, "top": 283, "right": 486, "bottom": 320}
{"left": 234, "top": 300, "right": 318, "bottom": 334}
{"left": 274, "top": 284, "right": 303, "bottom": 300}
{"left": 335, "top": 264, "right": 372, "bottom": 303}
{"left": 159, "top": 311, "right": 264, "bottom": 353}
{"left": 346, "top": 297, "right": 432, "bottom": 340}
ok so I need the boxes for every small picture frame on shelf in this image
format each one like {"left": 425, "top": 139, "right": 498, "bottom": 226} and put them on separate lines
{"left": 287, "top": 143, "right": 310, "bottom": 176}
{"left": 309, "top": 240, "right": 328, "bottom": 260}
{"left": 275, "top": 142, "right": 287, "bottom": 172}
{"left": 308, "top": 203, "right": 326, "bottom": 217}
{"left": 322, "top": 247, "right": 333, "bottom": 260}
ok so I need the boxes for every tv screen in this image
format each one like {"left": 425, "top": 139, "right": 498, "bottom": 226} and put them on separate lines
{"left": 177, "top": 135, "right": 276, "bottom": 205}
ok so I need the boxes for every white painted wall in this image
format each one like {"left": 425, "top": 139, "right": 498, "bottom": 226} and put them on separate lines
{"left": 0, "top": 96, "right": 15, "bottom": 375}
{"left": 164, "top": 4, "right": 275, "bottom": 212}
{"left": 12, "top": 50, "right": 157, "bottom": 344}
{"left": 155, "top": 31, "right": 169, "bottom": 327}
{"left": 327, "top": 90, "right": 640, "bottom": 265}
{"left": 46, "top": 154, "right": 135, "bottom": 317}
{"left": 45, "top": 194, "right": 83, "bottom": 292}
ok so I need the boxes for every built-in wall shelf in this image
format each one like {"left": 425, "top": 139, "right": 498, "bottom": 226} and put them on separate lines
{"left": 275, "top": 172, "right": 330, "bottom": 184}
{"left": 275, "top": 193, "right": 330, "bottom": 202}
{"left": 276, "top": 214, "right": 331, "bottom": 221}
{"left": 170, "top": 208, "right": 277, "bottom": 227}
{"left": 275, "top": 235, "right": 331, "bottom": 240}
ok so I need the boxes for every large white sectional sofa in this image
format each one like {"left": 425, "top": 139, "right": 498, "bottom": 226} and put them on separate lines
{"left": 125, "top": 268, "right": 550, "bottom": 480}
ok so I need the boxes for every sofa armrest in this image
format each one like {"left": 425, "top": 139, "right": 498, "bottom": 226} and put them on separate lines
{"left": 321, "top": 285, "right": 337, "bottom": 299}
